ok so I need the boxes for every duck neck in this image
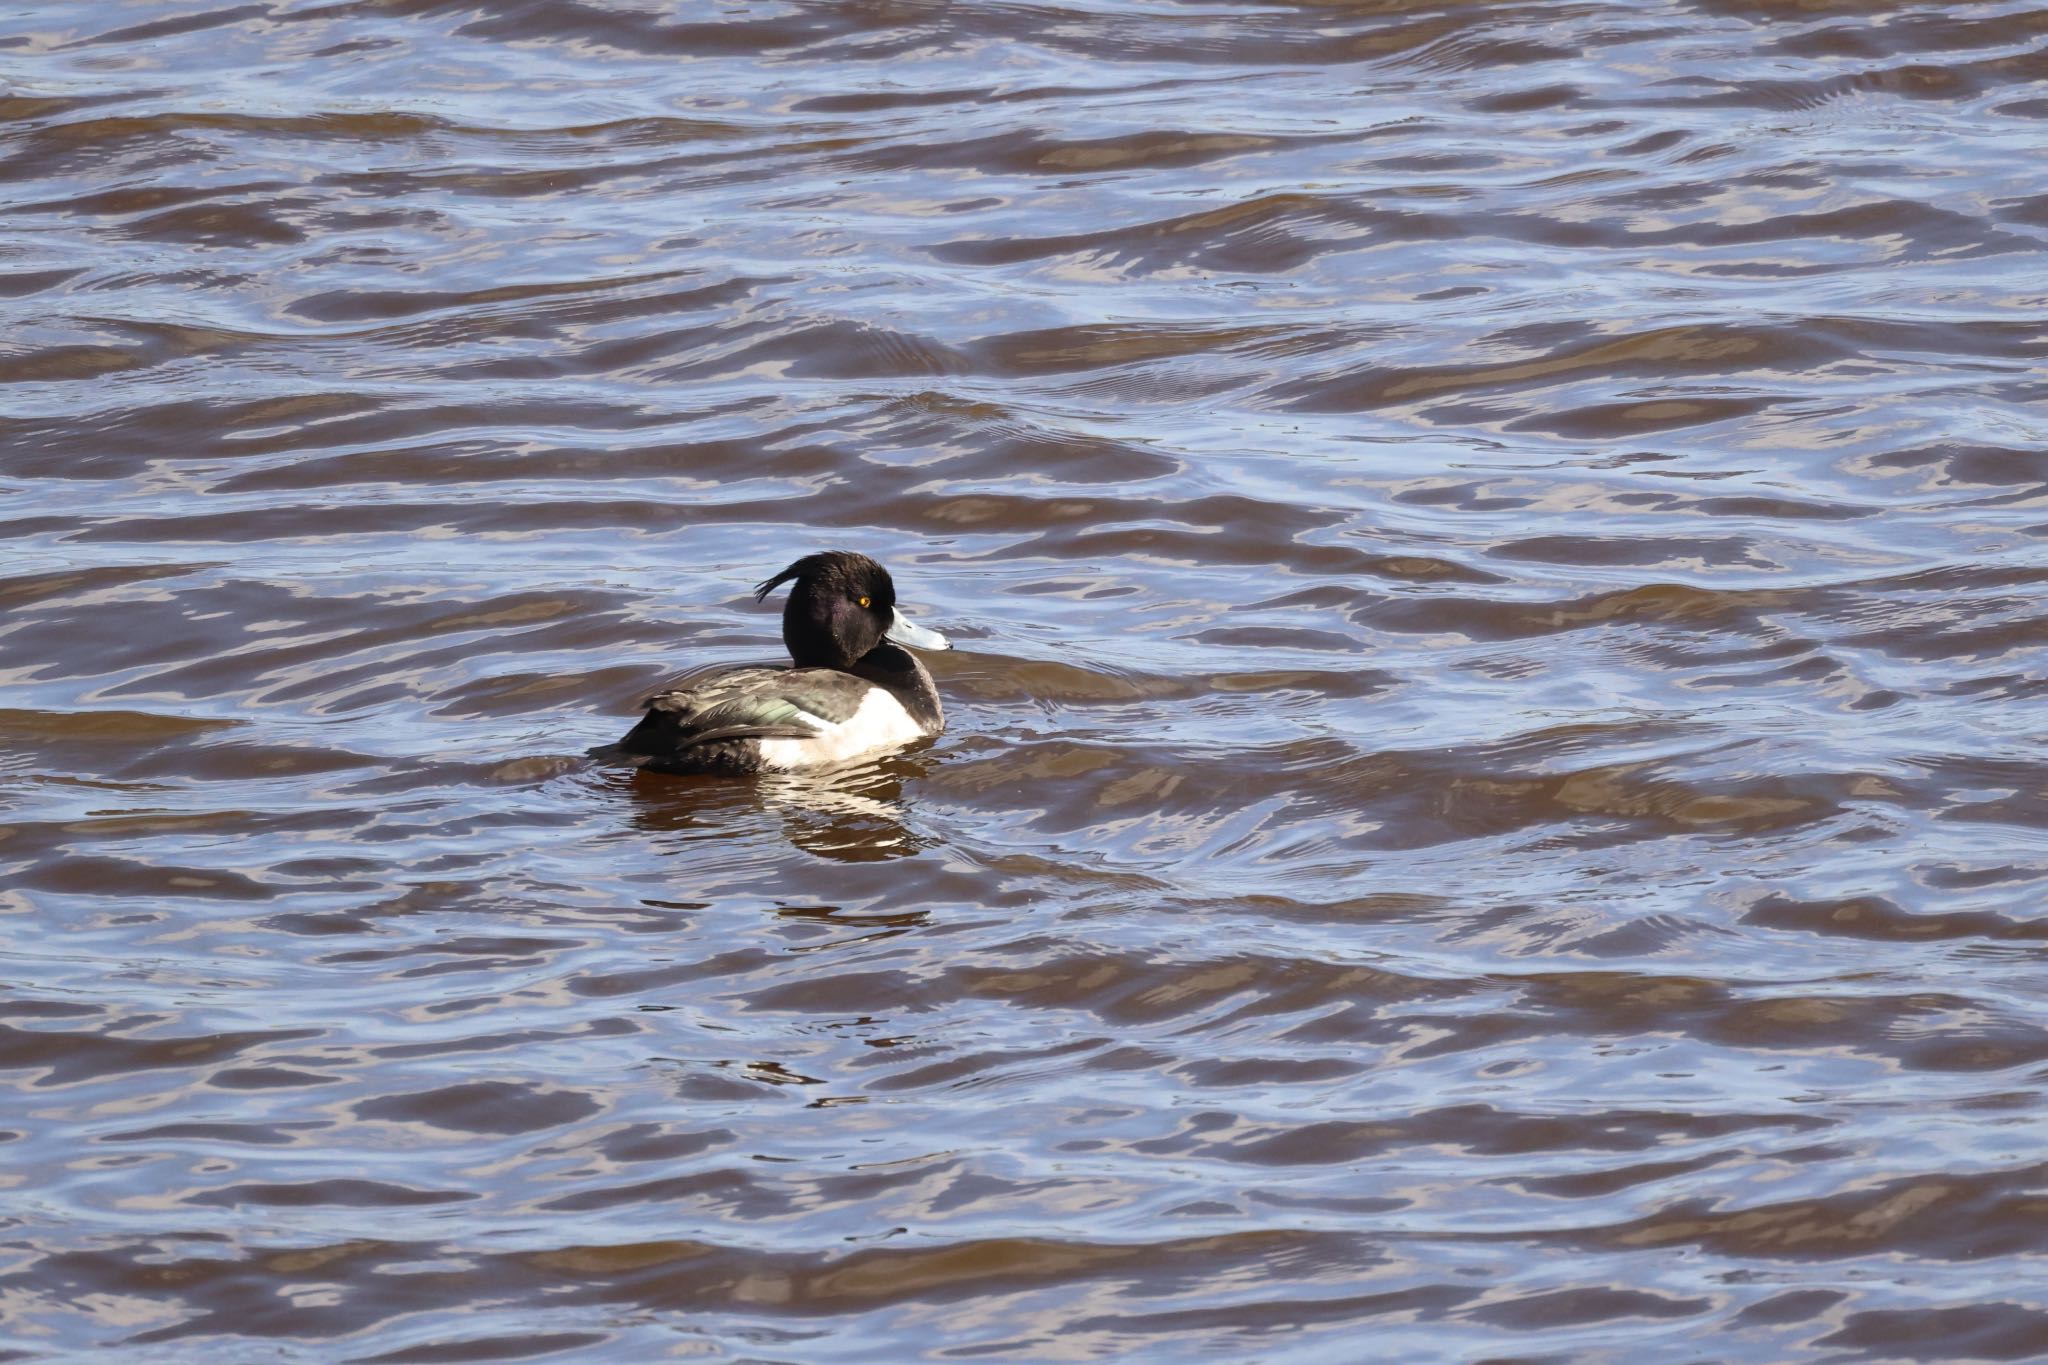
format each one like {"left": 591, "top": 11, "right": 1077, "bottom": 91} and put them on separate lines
{"left": 853, "top": 645, "right": 943, "bottom": 732}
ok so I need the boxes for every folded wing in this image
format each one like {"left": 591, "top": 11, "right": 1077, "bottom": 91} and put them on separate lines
{"left": 615, "top": 667, "right": 877, "bottom": 758}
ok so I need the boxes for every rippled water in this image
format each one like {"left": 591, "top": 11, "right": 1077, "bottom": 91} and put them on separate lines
{"left": 6, "top": 0, "right": 2048, "bottom": 1358}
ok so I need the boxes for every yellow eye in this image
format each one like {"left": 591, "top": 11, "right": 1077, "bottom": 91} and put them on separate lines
{"left": 857, "top": 596, "right": 870, "bottom": 608}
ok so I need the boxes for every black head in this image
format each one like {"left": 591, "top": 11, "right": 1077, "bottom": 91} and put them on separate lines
{"left": 755, "top": 551, "right": 901, "bottom": 669}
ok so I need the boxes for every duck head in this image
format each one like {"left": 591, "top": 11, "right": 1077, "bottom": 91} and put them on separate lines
{"left": 755, "top": 551, "right": 950, "bottom": 669}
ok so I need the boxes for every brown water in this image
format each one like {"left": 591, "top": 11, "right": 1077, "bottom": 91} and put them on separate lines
{"left": 5, "top": 0, "right": 2048, "bottom": 1359}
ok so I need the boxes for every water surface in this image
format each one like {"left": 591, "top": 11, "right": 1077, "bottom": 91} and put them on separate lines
{"left": 5, "top": 0, "right": 2048, "bottom": 1359}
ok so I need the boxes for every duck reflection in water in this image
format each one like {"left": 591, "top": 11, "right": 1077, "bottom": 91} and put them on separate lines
{"left": 600, "top": 752, "right": 935, "bottom": 863}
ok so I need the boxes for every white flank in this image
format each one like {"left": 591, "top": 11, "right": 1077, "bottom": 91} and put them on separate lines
{"left": 753, "top": 689, "right": 925, "bottom": 771}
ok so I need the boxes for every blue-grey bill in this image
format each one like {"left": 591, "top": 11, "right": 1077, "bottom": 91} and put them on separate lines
{"left": 885, "top": 608, "right": 949, "bottom": 652}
